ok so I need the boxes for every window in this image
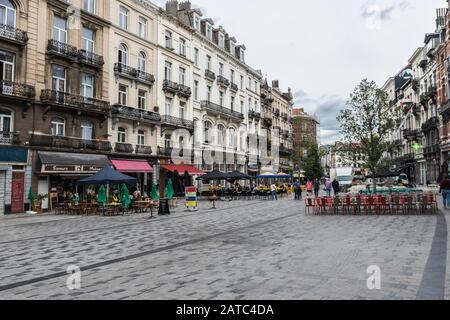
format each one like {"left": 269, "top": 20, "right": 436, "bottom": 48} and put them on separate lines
{"left": 0, "top": 0, "right": 16, "bottom": 27}
{"left": 51, "top": 118, "right": 65, "bottom": 137}
{"left": 219, "top": 91, "right": 224, "bottom": 106}
{"left": 165, "top": 30, "right": 172, "bottom": 49}
{"left": 179, "top": 67, "right": 186, "bottom": 85}
{"left": 53, "top": 16, "right": 67, "bottom": 43}
{"left": 218, "top": 33, "right": 225, "bottom": 48}
{"left": 230, "top": 70, "right": 235, "bottom": 84}
{"left": 207, "top": 85, "right": 212, "bottom": 101}
{"left": 179, "top": 38, "right": 186, "bottom": 56}
{"left": 164, "top": 61, "right": 172, "bottom": 81}
{"left": 52, "top": 65, "right": 66, "bottom": 92}
{"left": 240, "top": 75, "right": 244, "bottom": 90}
{"left": 194, "top": 48, "right": 199, "bottom": 67}
{"left": 217, "top": 124, "right": 225, "bottom": 145}
{"left": 248, "top": 77, "right": 252, "bottom": 90}
{"left": 0, "top": 109, "right": 11, "bottom": 137}
{"left": 138, "top": 90, "right": 146, "bottom": 110}
{"left": 165, "top": 96, "right": 172, "bottom": 115}
{"left": 138, "top": 52, "right": 146, "bottom": 72}
{"left": 206, "top": 24, "right": 212, "bottom": 40}
{"left": 230, "top": 42, "right": 235, "bottom": 55}
{"left": 0, "top": 50, "right": 14, "bottom": 82}
{"left": 82, "top": 27, "right": 95, "bottom": 53}
{"left": 164, "top": 134, "right": 172, "bottom": 148}
{"left": 206, "top": 55, "right": 211, "bottom": 70}
{"left": 193, "top": 15, "right": 200, "bottom": 30}
{"left": 229, "top": 128, "right": 236, "bottom": 148}
{"left": 240, "top": 101, "right": 244, "bottom": 114}
{"left": 81, "top": 121, "right": 93, "bottom": 141}
{"left": 137, "top": 130, "right": 145, "bottom": 146}
{"left": 81, "top": 73, "right": 94, "bottom": 98}
{"left": 118, "top": 44, "right": 128, "bottom": 65}
{"left": 219, "top": 63, "right": 223, "bottom": 76}
{"left": 194, "top": 80, "right": 199, "bottom": 100}
{"left": 179, "top": 101, "right": 185, "bottom": 119}
{"left": 204, "top": 121, "right": 212, "bottom": 144}
{"left": 119, "top": 6, "right": 129, "bottom": 30}
{"left": 248, "top": 98, "right": 252, "bottom": 111}
{"left": 138, "top": 16, "right": 147, "bottom": 39}
{"left": 83, "top": 0, "right": 95, "bottom": 13}
{"left": 240, "top": 48, "right": 245, "bottom": 62}
{"left": 118, "top": 84, "right": 128, "bottom": 105}
{"left": 117, "top": 127, "right": 126, "bottom": 143}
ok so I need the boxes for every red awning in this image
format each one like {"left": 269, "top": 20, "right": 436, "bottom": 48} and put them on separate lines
{"left": 111, "top": 160, "right": 153, "bottom": 173}
{"left": 162, "top": 165, "right": 205, "bottom": 175}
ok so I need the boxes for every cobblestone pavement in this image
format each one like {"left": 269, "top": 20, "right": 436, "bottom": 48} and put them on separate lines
{"left": 0, "top": 196, "right": 448, "bottom": 300}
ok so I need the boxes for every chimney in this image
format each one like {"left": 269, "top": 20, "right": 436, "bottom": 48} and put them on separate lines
{"left": 179, "top": 1, "right": 191, "bottom": 12}
{"left": 166, "top": 0, "right": 179, "bottom": 17}
{"left": 272, "top": 80, "right": 279, "bottom": 89}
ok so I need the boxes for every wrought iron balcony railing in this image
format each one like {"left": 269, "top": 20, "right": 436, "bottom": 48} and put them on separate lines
{"left": 422, "top": 116, "right": 439, "bottom": 132}
{"left": 30, "top": 134, "right": 112, "bottom": 152}
{"left": 217, "top": 75, "right": 230, "bottom": 88}
{"left": 403, "top": 153, "right": 415, "bottom": 163}
{"left": 114, "top": 63, "right": 138, "bottom": 79}
{"left": 200, "top": 100, "right": 244, "bottom": 121}
{"left": 162, "top": 79, "right": 179, "bottom": 94}
{"left": 115, "top": 142, "right": 134, "bottom": 154}
{"left": 40, "top": 90, "right": 111, "bottom": 114}
{"left": 423, "top": 144, "right": 440, "bottom": 156}
{"left": 230, "top": 83, "right": 239, "bottom": 93}
{"left": 0, "top": 131, "right": 20, "bottom": 145}
{"left": 112, "top": 104, "right": 161, "bottom": 123}
{"left": 161, "top": 115, "right": 194, "bottom": 130}
{"left": 248, "top": 110, "right": 261, "bottom": 119}
{"left": 78, "top": 50, "right": 104, "bottom": 68}
{"left": 135, "top": 145, "right": 153, "bottom": 155}
{"left": 205, "top": 69, "right": 216, "bottom": 81}
{"left": 0, "top": 24, "right": 28, "bottom": 45}
{"left": 47, "top": 39, "right": 78, "bottom": 60}
{"left": 177, "top": 84, "right": 192, "bottom": 98}
{"left": 0, "top": 80, "right": 35, "bottom": 100}
{"left": 402, "top": 128, "right": 423, "bottom": 140}
{"left": 136, "top": 70, "right": 155, "bottom": 85}
{"left": 158, "top": 146, "right": 173, "bottom": 157}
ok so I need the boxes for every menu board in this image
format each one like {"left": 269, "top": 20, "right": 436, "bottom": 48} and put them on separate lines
{"left": 185, "top": 186, "right": 198, "bottom": 211}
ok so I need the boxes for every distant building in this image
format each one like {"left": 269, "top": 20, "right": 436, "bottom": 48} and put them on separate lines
{"left": 291, "top": 108, "right": 319, "bottom": 170}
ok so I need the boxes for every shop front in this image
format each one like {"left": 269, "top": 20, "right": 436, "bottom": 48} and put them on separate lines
{"left": 0, "top": 146, "right": 30, "bottom": 215}
{"left": 160, "top": 164, "right": 204, "bottom": 197}
{"left": 35, "top": 151, "right": 110, "bottom": 211}
{"left": 110, "top": 159, "right": 153, "bottom": 196}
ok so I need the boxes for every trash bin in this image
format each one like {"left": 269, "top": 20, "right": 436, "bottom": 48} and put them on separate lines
{"left": 158, "top": 198, "right": 171, "bottom": 215}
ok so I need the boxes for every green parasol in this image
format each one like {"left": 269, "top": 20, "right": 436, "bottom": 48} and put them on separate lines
{"left": 165, "top": 178, "right": 174, "bottom": 200}
{"left": 121, "top": 184, "right": 131, "bottom": 208}
{"left": 151, "top": 182, "right": 159, "bottom": 200}
{"left": 27, "top": 187, "right": 35, "bottom": 210}
{"left": 97, "top": 185, "right": 107, "bottom": 206}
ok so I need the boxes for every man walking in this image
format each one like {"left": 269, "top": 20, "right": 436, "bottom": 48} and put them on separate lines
{"left": 293, "top": 180, "right": 300, "bottom": 200}
{"left": 313, "top": 178, "right": 320, "bottom": 198}
{"left": 271, "top": 183, "right": 278, "bottom": 201}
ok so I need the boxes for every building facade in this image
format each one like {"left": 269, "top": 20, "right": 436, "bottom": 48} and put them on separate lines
{"left": 291, "top": 107, "right": 319, "bottom": 173}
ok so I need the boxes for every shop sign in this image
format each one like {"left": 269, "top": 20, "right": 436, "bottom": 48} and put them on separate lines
{"left": 185, "top": 186, "right": 198, "bottom": 211}
{"left": 41, "top": 165, "right": 104, "bottom": 173}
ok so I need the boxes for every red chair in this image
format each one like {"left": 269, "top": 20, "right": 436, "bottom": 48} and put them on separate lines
{"left": 399, "top": 196, "right": 408, "bottom": 215}
{"left": 426, "top": 193, "right": 437, "bottom": 214}
{"left": 343, "top": 196, "right": 355, "bottom": 215}
{"left": 305, "top": 198, "right": 315, "bottom": 215}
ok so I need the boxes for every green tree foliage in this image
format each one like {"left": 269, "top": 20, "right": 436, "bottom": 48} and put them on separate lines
{"left": 303, "top": 143, "right": 324, "bottom": 180}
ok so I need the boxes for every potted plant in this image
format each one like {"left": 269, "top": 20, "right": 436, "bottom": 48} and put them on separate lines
{"left": 35, "top": 194, "right": 48, "bottom": 214}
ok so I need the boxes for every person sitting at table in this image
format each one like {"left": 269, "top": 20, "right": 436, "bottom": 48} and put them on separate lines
{"left": 73, "top": 192, "right": 80, "bottom": 205}
{"left": 111, "top": 193, "right": 120, "bottom": 204}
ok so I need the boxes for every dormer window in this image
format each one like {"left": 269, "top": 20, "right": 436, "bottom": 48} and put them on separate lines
{"left": 230, "top": 43, "right": 235, "bottom": 55}
{"left": 193, "top": 15, "right": 200, "bottom": 30}
{"left": 206, "top": 24, "right": 212, "bottom": 40}
{"left": 240, "top": 48, "right": 245, "bottom": 62}
{"left": 218, "top": 34, "right": 225, "bottom": 48}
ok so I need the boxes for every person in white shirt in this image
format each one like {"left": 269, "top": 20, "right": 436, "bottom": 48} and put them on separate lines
{"left": 271, "top": 184, "right": 278, "bottom": 201}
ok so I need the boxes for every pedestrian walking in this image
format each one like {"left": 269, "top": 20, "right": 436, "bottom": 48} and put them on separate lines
{"left": 271, "top": 183, "right": 278, "bottom": 201}
{"left": 332, "top": 179, "right": 340, "bottom": 196}
{"left": 306, "top": 180, "right": 313, "bottom": 196}
{"left": 440, "top": 175, "right": 450, "bottom": 209}
{"left": 325, "top": 179, "right": 332, "bottom": 197}
{"left": 293, "top": 180, "right": 300, "bottom": 200}
{"left": 313, "top": 179, "right": 320, "bottom": 198}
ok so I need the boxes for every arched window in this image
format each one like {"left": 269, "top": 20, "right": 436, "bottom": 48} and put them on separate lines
{"left": 138, "top": 51, "right": 146, "bottom": 72}
{"left": 117, "top": 127, "right": 126, "bottom": 143}
{"left": 81, "top": 121, "right": 93, "bottom": 141}
{"left": 51, "top": 117, "right": 65, "bottom": 137}
{"left": 204, "top": 121, "right": 212, "bottom": 144}
{"left": 0, "top": 0, "right": 16, "bottom": 27}
{"left": 217, "top": 124, "right": 225, "bottom": 145}
{"left": 228, "top": 127, "right": 236, "bottom": 148}
{"left": 118, "top": 44, "right": 128, "bottom": 65}
{"left": 137, "top": 130, "right": 145, "bottom": 146}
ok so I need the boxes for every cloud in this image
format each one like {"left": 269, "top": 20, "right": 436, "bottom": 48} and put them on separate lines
{"left": 361, "top": 1, "right": 414, "bottom": 30}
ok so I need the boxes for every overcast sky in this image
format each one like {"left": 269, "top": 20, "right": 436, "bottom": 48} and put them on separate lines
{"left": 154, "top": 0, "right": 445, "bottom": 144}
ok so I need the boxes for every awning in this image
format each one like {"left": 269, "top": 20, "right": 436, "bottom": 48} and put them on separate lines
{"left": 162, "top": 165, "right": 204, "bottom": 175}
{"left": 111, "top": 160, "right": 153, "bottom": 173}
{"left": 38, "top": 151, "right": 110, "bottom": 174}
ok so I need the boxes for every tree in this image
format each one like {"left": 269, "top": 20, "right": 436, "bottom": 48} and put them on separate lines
{"left": 303, "top": 143, "right": 324, "bottom": 180}
{"left": 337, "top": 79, "right": 401, "bottom": 192}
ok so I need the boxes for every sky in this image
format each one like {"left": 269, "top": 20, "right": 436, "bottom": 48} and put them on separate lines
{"left": 153, "top": 0, "right": 445, "bottom": 144}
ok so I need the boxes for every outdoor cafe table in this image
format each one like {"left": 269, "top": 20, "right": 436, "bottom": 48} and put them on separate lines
{"left": 135, "top": 201, "right": 154, "bottom": 217}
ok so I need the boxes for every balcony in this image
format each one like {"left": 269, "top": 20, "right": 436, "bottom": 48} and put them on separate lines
{"left": 136, "top": 70, "right": 155, "bottom": 86}
{"left": 205, "top": 69, "right": 216, "bottom": 82}
{"left": 412, "top": 78, "right": 419, "bottom": 92}
{"left": 115, "top": 142, "right": 134, "bottom": 154}
{"left": 422, "top": 117, "right": 439, "bottom": 132}
{"left": 162, "top": 79, "right": 179, "bottom": 94}
{"left": 404, "top": 153, "right": 415, "bottom": 163}
{"left": 29, "top": 134, "right": 112, "bottom": 152}
{"left": 0, "top": 131, "right": 20, "bottom": 145}
{"left": 177, "top": 84, "right": 192, "bottom": 98}
{"left": 441, "top": 100, "right": 450, "bottom": 116}
{"left": 114, "top": 63, "right": 138, "bottom": 80}
{"left": 419, "top": 58, "right": 428, "bottom": 69}
{"left": 248, "top": 110, "right": 261, "bottom": 120}
{"left": 47, "top": 39, "right": 78, "bottom": 61}
{"left": 217, "top": 75, "right": 230, "bottom": 89}
{"left": 161, "top": 115, "right": 194, "bottom": 131}
{"left": 281, "top": 112, "right": 289, "bottom": 120}
{"left": 263, "top": 117, "right": 272, "bottom": 128}
{"left": 230, "top": 83, "right": 239, "bottom": 93}
{"left": 402, "top": 129, "right": 423, "bottom": 141}
{"left": 135, "top": 145, "right": 153, "bottom": 155}
{"left": 200, "top": 100, "right": 244, "bottom": 122}
{"left": 78, "top": 50, "right": 104, "bottom": 69}
{"left": 40, "top": 90, "right": 111, "bottom": 115}
{"left": 158, "top": 146, "right": 173, "bottom": 157}
{"left": 423, "top": 144, "right": 440, "bottom": 156}
{"left": 112, "top": 104, "right": 161, "bottom": 124}
{"left": 427, "top": 85, "right": 437, "bottom": 98}
{"left": 412, "top": 104, "right": 421, "bottom": 115}
{"left": 0, "top": 80, "right": 35, "bottom": 100}
{"left": 279, "top": 145, "right": 293, "bottom": 156}
{"left": 0, "top": 24, "right": 28, "bottom": 46}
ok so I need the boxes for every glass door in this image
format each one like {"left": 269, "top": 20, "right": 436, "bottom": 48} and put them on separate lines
{"left": 0, "top": 50, "right": 14, "bottom": 95}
